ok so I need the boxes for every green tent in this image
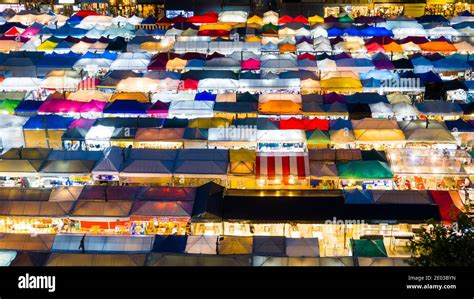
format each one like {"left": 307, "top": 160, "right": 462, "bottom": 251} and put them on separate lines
{"left": 339, "top": 15, "right": 354, "bottom": 23}
{"left": 262, "top": 23, "right": 278, "bottom": 34}
{"left": 469, "top": 151, "right": 474, "bottom": 159}
{"left": 306, "top": 129, "right": 330, "bottom": 145}
{"left": 0, "top": 100, "right": 20, "bottom": 114}
{"left": 337, "top": 160, "right": 393, "bottom": 179}
{"left": 351, "top": 239, "right": 388, "bottom": 257}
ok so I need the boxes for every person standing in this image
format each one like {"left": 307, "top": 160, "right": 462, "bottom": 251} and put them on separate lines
{"left": 79, "top": 234, "right": 86, "bottom": 253}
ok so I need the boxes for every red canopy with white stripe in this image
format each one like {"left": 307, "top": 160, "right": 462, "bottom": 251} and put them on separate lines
{"left": 256, "top": 152, "right": 310, "bottom": 184}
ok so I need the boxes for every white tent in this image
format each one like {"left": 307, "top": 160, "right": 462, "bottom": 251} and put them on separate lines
{"left": 73, "top": 58, "right": 113, "bottom": 71}
{"left": 173, "top": 41, "right": 209, "bottom": 53}
{"left": 369, "top": 102, "right": 394, "bottom": 118}
{"left": 392, "top": 102, "right": 418, "bottom": 121}
{"left": 185, "top": 235, "right": 217, "bottom": 255}
{"left": 152, "top": 93, "right": 195, "bottom": 103}
{"left": 263, "top": 11, "right": 279, "bottom": 24}
{"left": 239, "top": 79, "right": 300, "bottom": 92}
{"left": 198, "top": 78, "right": 239, "bottom": 91}
{"left": 0, "top": 77, "right": 42, "bottom": 91}
{"left": 110, "top": 52, "right": 152, "bottom": 71}
{"left": 76, "top": 15, "right": 114, "bottom": 30}
{"left": 317, "top": 58, "right": 337, "bottom": 72}
{"left": 116, "top": 77, "right": 161, "bottom": 93}
{"left": 168, "top": 100, "right": 215, "bottom": 119}
{"left": 285, "top": 238, "right": 320, "bottom": 257}
{"left": 257, "top": 130, "right": 306, "bottom": 143}
{"left": 392, "top": 27, "right": 427, "bottom": 37}
{"left": 218, "top": 11, "right": 248, "bottom": 23}
{"left": 426, "top": 27, "right": 460, "bottom": 37}
{"left": 0, "top": 115, "right": 27, "bottom": 151}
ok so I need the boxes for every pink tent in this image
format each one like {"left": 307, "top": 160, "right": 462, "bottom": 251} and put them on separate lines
{"left": 80, "top": 100, "right": 106, "bottom": 113}
{"left": 147, "top": 100, "right": 169, "bottom": 118}
{"left": 241, "top": 58, "right": 261, "bottom": 70}
{"left": 20, "top": 27, "right": 41, "bottom": 38}
{"left": 69, "top": 118, "right": 96, "bottom": 128}
{"left": 38, "top": 98, "right": 84, "bottom": 114}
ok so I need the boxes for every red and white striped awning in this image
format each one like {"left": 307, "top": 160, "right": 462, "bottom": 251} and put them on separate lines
{"left": 256, "top": 152, "right": 310, "bottom": 183}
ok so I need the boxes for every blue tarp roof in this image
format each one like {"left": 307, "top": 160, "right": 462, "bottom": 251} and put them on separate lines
{"left": 23, "top": 115, "right": 74, "bottom": 130}
{"left": 36, "top": 53, "right": 80, "bottom": 69}
{"left": 14, "top": 100, "right": 42, "bottom": 114}
{"left": 152, "top": 235, "right": 187, "bottom": 253}
{"left": 360, "top": 26, "right": 393, "bottom": 37}
{"left": 194, "top": 91, "right": 216, "bottom": 101}
{"left": 81, "top": 51, "right": 117, "bottom": 60}
{"left": 330, "top": 119, "right": 352, "bottom": 130}
{"left": 445, "top": 119, "right": 474, "bottom": 132}
{"left": 104, "top": 100, "right": 151, "bottom": 114}
{"left": 417, "top": 71, "right": 442, "bottom": 83}
{"left": 432, "top": 58, "right": 471, "bottom": 71}
{"left": 415, "top": 101, "right": 463, "bottom": 114}
{"left": 345, "top": 92, "right": 388, "bottom": 104}
{"left": 344, "top": 189, "right": 374, "bottom": 204}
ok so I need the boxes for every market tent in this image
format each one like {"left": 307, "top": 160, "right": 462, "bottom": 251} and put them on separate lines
{"left": 0, "top": 77, "right": 41, "bottom": 91}
{"left": 185, "top": 235, "right": 217, "bottom": 255}
{"left": 337, "top": 160, "right": 393, "bottom": 179}
{"left": 372, "top": 190, "right": 432, "bottom": 204}
{"left": 45, "top": 253, "right": 146, "bottom": 266}
{"left": 252, "top": 236, "right": 286, "bottom": 257}
{"left": 0, "top": 233, "right": 54, "bottom": 251}
{"left": 415, "top": 101, "right": 463, "bottom": 118}
{"left": 429, "top": 191, "right": 464, "bottom": 222}
{"left": 52, "top": 235, "right": 154, "bottom": 253}
{"left": 229, "top": 149, "right": 256, "bottom": 175}
{"left": 152, "top": 235, "right": 188, "bottom": 253}
{"left": 256, "top": 152, "right": 309, "bottom": 183}
{"left": 146, "top": 253, "right": 250, "bottom": 266}
{"left": 350, "top": 239, "right": 387, "bottom": 257}
{"left": 309, "top": 162, "right": 338, "bottom": 179}
{"left": 320, "top": 77, "right": 362, "bottom": 93}
{"left": 218, "top": 236, "right": 253, "bottom": 255}
{"left": 344, "top": 189, "right": 374, "bottom": 204}
{"left": 285, "top": 238, "right": 320, "bottom": 258}
{"left": 0, "top": 115, "right": 26, "bottom": 150}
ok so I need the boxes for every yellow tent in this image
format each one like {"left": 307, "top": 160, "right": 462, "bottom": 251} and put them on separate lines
{"left": 199, "top": 23, "right": 232, "bottom": 31}
{"left": 187, "top": 117, "right": 231, "bottom": 128}
{"left": 229, "top": 148, "right": 256, "bottom": 174}
{"left": 258, "top": 100, "right": 302, "bottom": 115}
{"left": 353, "top": 129, "right": 406, "bottom": 142}
{"left": 166, "top": 58, "right": 187, "bottom": 70}
{"left": 245, "top": 36, "right": 262, "bottom": 42}
{"left": 67, "top": 90, "right": 112, "bottom": 102}
{"left": 308, "top": 15, "right": 324, "bottom": 24}
{"left": 109, "top": 92, "right": 149, "bottom": 103}
{"left": 301, "top": 79, "right": 320, "bottom": 94}
{"left": 247, "top": 15, "right": 263, "bottom": 26}
{"left": 320, "top": 77, "right": 362, "bottom": 93}
{"left": 329, "top": 129, "right": 355, "bottom": 146}
{"left": 387, "top": 93, "right": 411, "bottom": 104}
{"left": 37, "top": 40, "right": 58, "bottom": 51}
{"left": 139, "top": 42, "right": 173, "bottom": 52}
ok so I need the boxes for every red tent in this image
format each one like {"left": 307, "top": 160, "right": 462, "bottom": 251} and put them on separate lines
{"left": 75, "top": 10, "right": 99, "bottom": 18}
{"left": 198, "top": 29, "right": 229, "bottom": 37}
{"left": 4, "top": 26, "right": 22, "bottom": 36}
{"left": 293, "top": 15, "right": 309, "bottom": 24}
{"left": 304, "top": 118, "right": 329, "bottom": 130}
{"left": 147, "top": 58, "right": 168, "bottom": 71}
{"left": 429, "top": 191, "right": 462, "bottom": 223}
{"left": 365, "top": 42, "right": 385, "bottom": 53}
{"left": 179, "top": 79, "right": 199, "bottom": 91}
{"left": 297, "top": 53, "right": 316, "bottom": 61}
{"left": 241, "top": 58, "right": 261, "bottom": 70}
{"left": 187, "top": 12, "right": 218, "bottom": 23}
{"left": 278, "top": 15, "right": 293, "bottom": 24}
{"left": 279, "top": 118, "right": 305, "bottom": 130}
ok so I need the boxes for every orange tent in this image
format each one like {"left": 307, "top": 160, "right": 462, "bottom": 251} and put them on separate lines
{"left": 382, "top": 42, "right": 403, "bottom": 53}
{"left": 109, "top": 92, "right": 149, "bottom": 103}
{"left": 279, "top": 42, "right": 296, "bottom": 52}
{"left": 258, "top": 100, "right": 302, "bottom": 115}
{"left": 419, "top": 41, "right": 457, "bottom": 52}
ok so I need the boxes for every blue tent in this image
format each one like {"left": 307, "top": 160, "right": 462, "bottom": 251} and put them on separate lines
{"left": 327, "top": 27, "right": 345, "bottom": 37}
{"left": 23, "top": 115, "right": 74, "bottom": 130}
{"left": 464, "top": 81, "right": 474, "bottom": 91}
{"left": 360, "top": 26, "right": 393, "bottom": 37}
{"left": 417, "top": 71, "right": 443, "bottom": 83}
{"left": 53, "top": 24, "right": 87, "bottom": 38}
{"left": 152, "top": 235, "right": 188, "bottom": 253}
{"left": 330, "top": 118, "right": 352, "bottom": 130}
{"left": 411, "top": 56, "right": 434, "bottom": 74}
{"left": 445, "top": 119, "right": 474, "bottom": 132}
{"left": 66, "top": 15, "right": 83, "bottom": 25}
{"left": 415, "top": 101, "right": 463, "bottom": 115}
{"left": 345, "top": 92, "right": 388, "bottom": 104}
{"left": 141, "top": 16, "right": 157, "bottom": 24}
{"left": 261, "top": 42, "right": 278, "bottom": 51}
{"left": 432, "top": 58, "right": 471, "bottom": 71}
{"left": 185, "top": 59, "right": 205, "bottom": 69}
{"left": 360, "top": 70, "right": 398, "bottom": 81}
{"left": 452, "top": 21, "right": 474, "bottom": 29}
{"left": 150, "top": 27, "right": 166, "bottom": 35}
{"left": 54, "top": 40, "right": 73, "bottom": 51}
{"left": 362, "top": 78, "right": 382, "bottom": 88}
{"left": 344, "top": 189, "right": 374, "bottom": 204}
{"left": 417, "top": 15, "right": 449, "bottom": 24}
{"left": 14, "top": 100, "right": 43, "bottom": 116}
{"left": 81, "top": 51, "right": 117, "bottom": 60}
{"left": 104, "top": 100, "right": 151, "bottom": 115}
{"left": 195, "top": 91, "right": 216, "bottom": 101}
